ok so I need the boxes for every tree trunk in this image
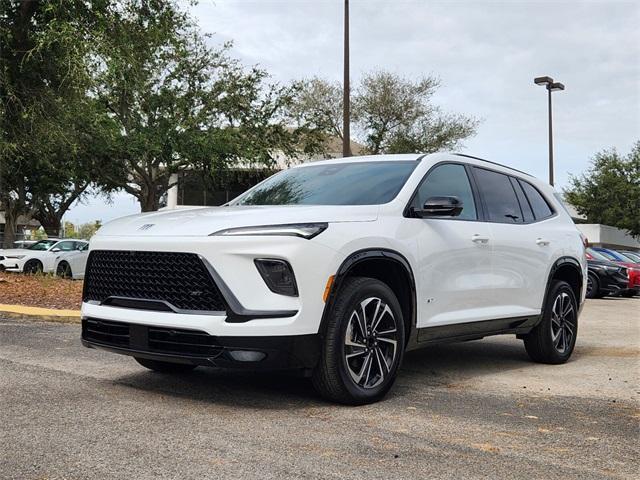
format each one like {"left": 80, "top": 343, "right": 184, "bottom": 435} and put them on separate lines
{"left": 139, "top": 188, "right": 160, "bottom": 212}
{"left": 1, "top": 207, "right": 18, "bottom": 249}
{"left": 33, "top": 210, "right": 62, "bottom": 237}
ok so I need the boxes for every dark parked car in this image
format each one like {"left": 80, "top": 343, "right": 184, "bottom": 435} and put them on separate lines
{"left": 590, "top": 248, "right": 640, "bottom": 297}
{"left": 585, "top": 249, "right": 630, "bottom": 298}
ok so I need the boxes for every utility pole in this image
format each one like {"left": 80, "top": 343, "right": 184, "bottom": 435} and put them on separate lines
{"left": 342, "top": 0, "right": 351, "bottom": 157}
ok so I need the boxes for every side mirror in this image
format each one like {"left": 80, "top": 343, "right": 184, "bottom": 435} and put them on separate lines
{"left": 51, "top": 248, "right": 61, "bottom": 252}
{"left": 413, "top": 196, "right": 463, "bottom": 218}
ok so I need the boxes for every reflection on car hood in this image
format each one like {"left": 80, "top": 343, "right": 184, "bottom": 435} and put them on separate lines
{"left": 0, "top": 248, "right": 31, "bottom": 255}
{"left": 96, "top": 205, "right": 380, "bottom": 237}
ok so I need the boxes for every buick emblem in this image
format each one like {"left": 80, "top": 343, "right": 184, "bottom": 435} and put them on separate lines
{"left": 138, "top": 224, "right": 155, "bottom": 231}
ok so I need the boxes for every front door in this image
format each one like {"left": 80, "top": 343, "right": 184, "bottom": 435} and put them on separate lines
{"left": 408, "top": 163, "right": 494, "bottom": 328}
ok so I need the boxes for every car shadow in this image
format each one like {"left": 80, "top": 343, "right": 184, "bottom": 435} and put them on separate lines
{"left": 111, "top": 336, "right": 538, "bottom": 409}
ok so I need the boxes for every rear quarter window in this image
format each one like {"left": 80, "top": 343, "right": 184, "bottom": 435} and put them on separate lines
{"left": 519, "top": 180, "right": 554, "bottom": 220}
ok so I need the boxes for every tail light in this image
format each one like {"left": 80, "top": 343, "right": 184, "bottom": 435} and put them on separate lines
{"left": 580, "top": 233, "right": 588, "bottom": 249}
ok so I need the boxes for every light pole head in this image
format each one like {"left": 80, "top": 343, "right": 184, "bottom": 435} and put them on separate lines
{"left": 534, "top": 76, "right": 553, "bottom": 86}
{"left": 549, "top": 82, "right": 565, "bottom": 91}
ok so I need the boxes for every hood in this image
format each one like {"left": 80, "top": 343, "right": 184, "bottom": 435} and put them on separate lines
{"left": 0, "top": 248, "right": 30, "bottom": 256}
{"left": 587, "top": 259, "right": 626, "bottom": 269}
{"left": 96, "top": 205, "right": 380, "bottom": 237}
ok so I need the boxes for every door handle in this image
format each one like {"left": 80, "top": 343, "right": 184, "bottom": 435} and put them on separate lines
{"left": 536, "top": 238, "right": 550, "bottom": 246}
{"left": 471, "top": 234, "right": 490, "bottom": 244}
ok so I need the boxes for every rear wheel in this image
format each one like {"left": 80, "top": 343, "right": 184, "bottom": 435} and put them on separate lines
{"left": 312, "top": 277, "right": 405, "bottom": 405}
{"left": 56, "top": 261, "right": 72, "bottom": 279}
{"left": 585, "top": 273, "right": 600, "bottom": 299}
{"left": 23, "top": 259, "right": 43, "bottom": 274}
{"left": 134, "top": 357, "right": 197, "bottom": 373}
{"left": 523, "top": 280, "right": 578, "bottom": 364}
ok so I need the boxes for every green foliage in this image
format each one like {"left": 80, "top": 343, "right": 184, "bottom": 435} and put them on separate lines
{"left": 295, "top": 71, "right": 479, "bottom": 155}
{"left": 95, "top": 0, "right": 325, "bottom": 211}
{"left": 0, "top": 0, "right": 114, "bottom": 243}
{"left": 564, "top": 142, "right": 640, "bottom": 237}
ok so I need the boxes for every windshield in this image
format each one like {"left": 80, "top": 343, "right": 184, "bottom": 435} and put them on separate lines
{"left": 231, "top": 161, "right": 418, "bottom": 206}
{"left": 616, "top": 252, "right": 639, "bottom": 263}
{"left": 586, "top": 248, "right": 610, "bottom": 261}
{"left": 621, "top": 251, "right": 640, "bottom": 263}
{"left": 27, "top": 240, "right": 57, "bottom": 251}
{"left": 594, "top": 249, "right": 618, "bottom": 261}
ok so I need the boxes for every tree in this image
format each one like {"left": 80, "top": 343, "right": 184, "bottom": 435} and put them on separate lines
{"left": 294, "top": 71, "right": 479, "bottom": 155}
{"left": 564, "top": 142, "right": 640, "bottom": 237}
{"left": 0, "top": 0, "right": 110, "bottom": 244}
{"left": 95, "top": 0, "right": 324, "bottom": 212}
{"left": 291, "top": 78, "right": 344, "bottom": 140}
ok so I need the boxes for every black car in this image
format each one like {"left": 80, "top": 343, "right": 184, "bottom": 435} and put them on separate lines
{"left": 586, "top": 259, "right": 629, "bottom": 299}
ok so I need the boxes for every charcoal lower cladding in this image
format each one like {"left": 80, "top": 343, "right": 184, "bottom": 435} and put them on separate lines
{"left": 83, "top": 250, "right": 226, "bottom": 312}
{"left": 82, "top": 318, "right": 223, "bottom": 358}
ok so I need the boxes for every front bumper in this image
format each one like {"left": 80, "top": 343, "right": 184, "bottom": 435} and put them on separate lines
{"left": 82, "top": 318, "right": 321, "bottom": 371}
{"left": 598, "top": 271, "right": 631, "bottom": 296}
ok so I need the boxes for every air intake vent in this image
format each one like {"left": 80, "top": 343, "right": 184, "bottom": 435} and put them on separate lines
{"left": 82, "top": 319, "right": 223, "bottom": 358}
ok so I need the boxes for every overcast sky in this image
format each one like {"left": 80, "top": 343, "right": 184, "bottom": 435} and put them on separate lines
{"left": 65, "top": 0, "right": 640, "bottom": 225}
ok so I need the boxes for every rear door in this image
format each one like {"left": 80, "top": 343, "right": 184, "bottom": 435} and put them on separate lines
{"left": 410, "top": 163, "right": 494, "bottom": 328}
{"left": 472, "top": 167, "right": 554, "bottom": 317}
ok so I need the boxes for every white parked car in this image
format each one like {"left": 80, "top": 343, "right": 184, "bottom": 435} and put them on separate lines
{"left": 0, "top": 239, "right": 89, "bottom": 274}
{"left": 54, "top": 243, "right": 90, "bottom": 279}
{"left": 81, "top": 153, "right": 587, "bottom": 404}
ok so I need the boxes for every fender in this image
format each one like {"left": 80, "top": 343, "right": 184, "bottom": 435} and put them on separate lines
{"left": 541, "top": 256, "right": 584, "bottom": 313}
{"left": 318, "top": 248, "right": 417, "bottom": 344}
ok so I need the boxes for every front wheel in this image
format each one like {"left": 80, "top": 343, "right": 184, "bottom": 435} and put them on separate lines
{"left": 23, "top": 259, "right": 43, "bottom": 274}
{"left": 523, "top": 280, "right": 578, "bottom": 364}
{"left": 56, "top": 261, "right": 72, "bottom": 279}
{"left": 312, "top": 277, "right": 405, "bottom": 405}
{"left": 585, "top": 273, "right": 600, "bottom": 299}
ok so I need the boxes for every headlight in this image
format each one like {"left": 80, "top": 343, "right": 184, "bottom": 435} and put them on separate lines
{"left": 6, "top": 255, "right": 26, "bottom": 259}
{"left": 211, "top": 223, "right": 328, "bottom": 239}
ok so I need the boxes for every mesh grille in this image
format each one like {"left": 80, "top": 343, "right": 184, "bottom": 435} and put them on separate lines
{"left": 83, "top": 250, "right": 226, "bottom": 312}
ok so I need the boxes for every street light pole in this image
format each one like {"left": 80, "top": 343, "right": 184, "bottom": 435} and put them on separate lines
{"left": 547, "top": 86, "right": 553, "bottom": 186}
{"left": 342, "top": 0, "right": 351, "bottom": 157}
{"left": 534, "top": 76, "right": 564, "bottom": 186}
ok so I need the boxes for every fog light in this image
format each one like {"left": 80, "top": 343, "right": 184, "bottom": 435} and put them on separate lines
{"left": 229, "top": 350, "right": 267, "bottom": 362}
{"left": 254, "top": 258, "right": 298, "bottom": 296}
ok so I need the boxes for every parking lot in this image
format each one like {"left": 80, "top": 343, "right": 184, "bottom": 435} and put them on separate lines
{"left": 1, "top": 297, "right": 638, "bottom": 480}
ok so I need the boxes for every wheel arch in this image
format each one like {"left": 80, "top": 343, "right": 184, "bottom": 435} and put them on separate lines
{"left": 544, "top": 256, "right": 584, "bottom": 310}
{"left": 319, "top": 248, "right": 417, "bottom": 347}
{"left": 23, "top": 257, "right": 43, "bottom": 272}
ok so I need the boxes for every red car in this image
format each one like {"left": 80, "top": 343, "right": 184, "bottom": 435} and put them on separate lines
{"left": 587, "top": 248, "right": 640, "bottom": 297}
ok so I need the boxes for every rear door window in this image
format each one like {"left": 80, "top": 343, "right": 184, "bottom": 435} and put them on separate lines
{"left": 472, "top": 168, "right": 523, "bottom": 223}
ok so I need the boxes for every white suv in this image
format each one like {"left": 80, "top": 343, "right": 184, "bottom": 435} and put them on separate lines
{"left": 81, "top": 153, "right": 586, "bottom": 404}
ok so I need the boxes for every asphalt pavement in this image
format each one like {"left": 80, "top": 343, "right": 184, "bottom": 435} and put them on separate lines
{"left": 1, "top": 297, "right": 638, "bottom": 479}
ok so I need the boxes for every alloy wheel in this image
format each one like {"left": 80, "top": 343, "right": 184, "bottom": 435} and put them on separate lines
{"left": 344, "top": 297, "right": 398, "bottom": 389}
{"left": 57, "top": 262, "right": 71, "bottom": 279}
{"left": 550, "top": 292, "right": 576, "bottom": 354}
{"left": 586, "top": 275, "right": 594, "bottom": 297}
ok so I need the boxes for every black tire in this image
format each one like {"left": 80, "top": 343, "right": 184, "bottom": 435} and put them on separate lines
{"left": 585, "top": 273, "right": 600, "bottom": 299}
{"left": 312, "top": 276, "right": 405, "bottom": 405}
{"left": 56, "top": 261, "right": 72, "bottom": 279}
{"left": 23, "top": 259, "right": 43, "bottom": 274}
{"left": 134, "top": 357, "right": 197, "bottom": 373}
{"left": 523, "top": 280, "right": 578, "bottom": 364}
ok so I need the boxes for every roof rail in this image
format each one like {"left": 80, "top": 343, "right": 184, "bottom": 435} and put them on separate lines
{"left": 452, "top": 153, "right": 533, "bottom": 177}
